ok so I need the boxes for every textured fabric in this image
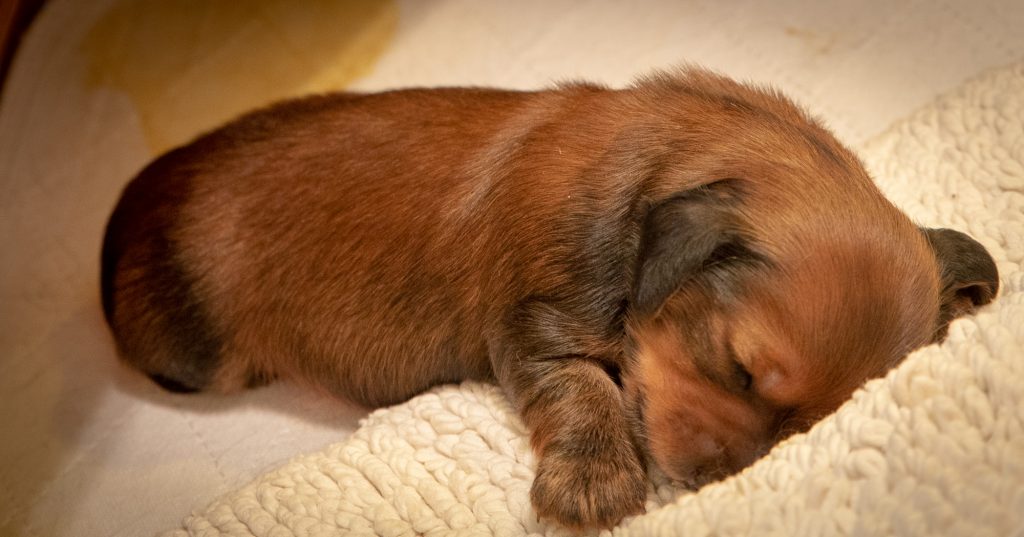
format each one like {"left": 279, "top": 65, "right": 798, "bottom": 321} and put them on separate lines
{"left": 162, "top": 63, "right": 1024, "bottom": 537}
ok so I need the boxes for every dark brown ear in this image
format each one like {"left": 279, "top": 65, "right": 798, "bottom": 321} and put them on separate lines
{"left": 923, "top": 227, "right": 999, "bottom": 336}
{"left": 633, "top": 181, "right": 754, "bottom": 316}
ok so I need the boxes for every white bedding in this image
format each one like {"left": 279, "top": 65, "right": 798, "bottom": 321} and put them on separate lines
{"left": 1, "top": 1, "right": 1023, "bottom": 535}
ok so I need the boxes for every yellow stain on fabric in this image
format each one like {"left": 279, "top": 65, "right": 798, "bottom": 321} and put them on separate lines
{"left": 82, "top": 0, "right": 397, "bottom": 154}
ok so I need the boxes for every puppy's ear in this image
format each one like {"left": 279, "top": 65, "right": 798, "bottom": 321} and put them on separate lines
{"left": 923, "top": 227, "right": 999, "bottom": 336}
{"left": 633, "top": 181, "right": 749, "bottom": 316}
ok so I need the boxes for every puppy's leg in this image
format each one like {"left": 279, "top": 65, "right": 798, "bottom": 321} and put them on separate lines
{"left": 493, "top": 299, "right": 646, "bottom": 529}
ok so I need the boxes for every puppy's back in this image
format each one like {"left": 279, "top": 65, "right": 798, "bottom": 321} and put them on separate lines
{"left": 101, "top": 89, "right": 553, "bottom": 399}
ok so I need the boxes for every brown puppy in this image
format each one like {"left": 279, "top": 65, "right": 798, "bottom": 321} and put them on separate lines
{"left": 100, "top": 68, "right": 999, "bottom": 529}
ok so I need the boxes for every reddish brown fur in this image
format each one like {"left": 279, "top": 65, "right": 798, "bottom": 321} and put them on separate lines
{"left": 101, "top": 67, "right": 998, "bottom": 529}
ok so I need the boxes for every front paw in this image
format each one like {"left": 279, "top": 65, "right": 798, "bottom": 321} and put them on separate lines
{"left": 530, "top": 443, "right": 647, "bottom": 529}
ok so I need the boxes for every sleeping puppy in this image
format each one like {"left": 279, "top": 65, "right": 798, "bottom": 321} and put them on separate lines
{"left": 100, "top": 67, "right": 999, "bottom": 529}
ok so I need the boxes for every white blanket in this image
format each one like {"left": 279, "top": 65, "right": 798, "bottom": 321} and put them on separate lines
{"left": 162, "top": 62, "right": 1024, "bottom": 537}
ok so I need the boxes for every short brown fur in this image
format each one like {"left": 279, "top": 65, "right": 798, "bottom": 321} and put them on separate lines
{"left": 101, "top": 67, "right": 998, "bottom": 529}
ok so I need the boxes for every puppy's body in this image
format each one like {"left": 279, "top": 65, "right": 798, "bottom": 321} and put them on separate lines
{"left": 105, "top": 85, "right": 635, "bottom": 403}
{"left": 102, "top": 69, "right": 998, "bottom": 528}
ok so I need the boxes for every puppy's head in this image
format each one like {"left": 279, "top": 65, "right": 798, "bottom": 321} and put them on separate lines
{"left": 620, "top": 75, "right": 998, "bottom": 486}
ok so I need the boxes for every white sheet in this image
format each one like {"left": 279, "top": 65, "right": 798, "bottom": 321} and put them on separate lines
{"left": 1, "top": 1, "right": 1022, "bottom": 535}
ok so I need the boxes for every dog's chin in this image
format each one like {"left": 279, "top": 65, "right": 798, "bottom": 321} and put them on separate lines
{"left": 660, "top": 459, "right": 750, "bottom": 491}
{"left": 664, "top": 465, "right": 726, "bottom": 491}
{"left": 654, "top": 440, "right": 772, "bottom": 491}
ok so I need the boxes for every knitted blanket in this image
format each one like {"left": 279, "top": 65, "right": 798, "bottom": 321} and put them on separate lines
{"left": 163, "top": 61, "right": 1024, "bottom": 537}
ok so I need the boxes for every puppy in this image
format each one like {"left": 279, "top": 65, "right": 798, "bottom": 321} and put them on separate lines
{"left": 100, "top": 68, "right": 999, "bottom": 529}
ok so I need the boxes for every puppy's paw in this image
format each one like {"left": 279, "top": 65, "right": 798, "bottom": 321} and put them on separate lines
{"left": 530, "top": 444, "right": 647, "bottom": 529}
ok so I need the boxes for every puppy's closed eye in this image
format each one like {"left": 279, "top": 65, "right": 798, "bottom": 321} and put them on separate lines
{"left": 714, "top": 341, "right": 755, "bottom": 394}
{"left": 731, "top": 359, "right": 754, "bottom": 392}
